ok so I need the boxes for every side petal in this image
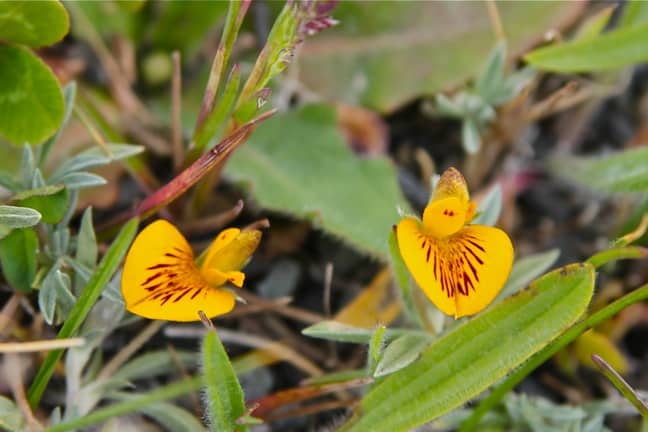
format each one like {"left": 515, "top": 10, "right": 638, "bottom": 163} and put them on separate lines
{"left": 121, "top": 220, "right": 235, "bottom": 322}
{"left": 396, "top": 217, "right": 456, "bottom": 316}
{"left": 201, "top": 229, "right": 262, "bottom": 274}
{"left": 452, "top": 225, "right": 514, "bottom": 318}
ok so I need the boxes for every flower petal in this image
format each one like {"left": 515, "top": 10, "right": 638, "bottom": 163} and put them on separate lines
{"left": 422, "top": 197, "right": 467, "bottom": 238}
{"left": 453, "top": 225, "right": 513, "bottom": 317}
{"left": 396, "top": 218, "right": 513, "bottom": 318}
{"left": 396, "top": 217, "right": 455, "bottom": 315}
{"left": 201, "top": 228, "right": 262, "bottom": 274}
{"left": 121, "top": 220, "right": 235, "bottom": 322}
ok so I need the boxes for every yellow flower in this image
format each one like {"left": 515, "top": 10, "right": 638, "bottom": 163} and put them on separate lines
{"left": 396, "top": 167, "right": 513, "bottom": 318}
{"left": 121, "top": 220, "right": 261, "bottom": 322}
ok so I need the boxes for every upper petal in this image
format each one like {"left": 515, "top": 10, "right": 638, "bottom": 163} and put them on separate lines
{"left": 200, "top": 228, "right": 262, "bottom": 276}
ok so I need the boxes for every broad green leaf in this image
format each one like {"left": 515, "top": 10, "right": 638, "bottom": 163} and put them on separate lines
{"left": 0, "top": 205, "right": 41, "bottom": 228}
{"left": 0, "top": 0, "right": 69, "bottom": 47}
{"left": 374, "top": 334, "right": 431, "bottom": 378}
{"left": 202, "top": 330, "right": 247, "bottom": 432}
{"left": 28, "top": 218, "right": 139, "bottom": 407}
{"left": 475, "top": 41, "right": 507, "bottom": 104}
{"left": 0, "top": 227, "right": 38, "bottom": 292}
{"left": 297, "top": 1, "right": 578, "bottom": 111}
{"left": 550, "top": 147, "right": 648, "bottom": 194}
{"left": 12, "top": 185, "right": 68, "bottom": 224}
{"left": 525, "top": 23, "right": 648, "bottom": 72}
{"left": 472, "top": 184, "right": 502, "bottom": 226}
{"left": 341, "top": 263, "right": 595, "bottom": 432}
{"left": 226, "top": 105, "right": 409, "bottom": 258}
{"left": 0, "top": 45, "right": 64, "bottom": 145}
{"left": 495, "top": 248, "right": 560, "bottom": 302}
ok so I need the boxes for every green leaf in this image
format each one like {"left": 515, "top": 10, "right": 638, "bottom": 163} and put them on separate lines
{"left": 0, "top": 205, "right": 41, "bottom": 228}
{"left": 113, "top": 350, "right": 197, "bottom": 382}
{"left": 341, "top": 263, "right": 595, "bottom": 432}
{"left": 368, "top": 325, "right": 387, "bottom": 374}
{"left": 0, "top": 396, "right": 25, "bottom": 432}
{"left": 38, "top": 265, "right": 75, "bottom": 325}
{"left": 388, "top": 229, "right": 424, "bottom": 327}
{"left": 49, "top": 143, "right": 144, "bottom": 181}
{"left": 525, "top": 23, "right": 648, "bottom": 72}
{"left": 620, "top": 0, "right": 648, "bottom": 28}
{"left": 226, "top": 105, "right": 409, "bottom": 258}
{"left": 74, "top": 207, "right": 97, "bottom": 294}
{"left": 374, "top": 334, "right": 431, "bottom": 378}
{"left": 302, "top": 320, "right": 425, "bottom": 344}
{"left": 202, "top": 330, "right": 248, "bottom": 432}
{"left": 0, "top": 45, "right": 64, "bottom": 145}
{"left": 138, "top": 401, "right": 208, "bottom": 432}
{"left": 462, "top": 118, "right": 481, "bottom": 154}
{"left": 475, "top": 41, "right": 507, "bottom": 103}
{"left": 495, "top": 248, "right": 560, "bottom": 303}
{"left": 12, "top": 185, "right": 68, "bottom": 224}
{"left": 549, "top": 147, "right": 648, "bottom": 194}
{"left": 0, "top": 0, "right": 69, "bottom": 47}
{"left": 40, "top": 81, "right": 77, "bottom": 166}
{"left": 0, "top": 227, "right": 38, "bottom": 292}
{"left": 471, "top": 184, "right": 502, "bottom": 226}
{"left": 57, "top": 172, "right": 107, "bottom": 190}
{"left": 28, "top": 218, "right": 139, "bottom": 408}
{"left": 297, "top": 1, "right": 577, "bottom": 111}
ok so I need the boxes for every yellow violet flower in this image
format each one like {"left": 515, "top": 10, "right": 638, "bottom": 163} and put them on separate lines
{"left": 396, "top": 167, "right": 513, "bottom": 318}
{"left": 121, "top": 220, "right": 261, "bottom": 322}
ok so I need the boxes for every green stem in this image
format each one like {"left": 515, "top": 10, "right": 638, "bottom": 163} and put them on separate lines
{"left": 459, "top": 283, "right": 648, "bottom": 431}
{"left": 47, "top": 377, "right": 202, "bottom": 432}
{"left": 592, "top": 354, "right": 648, "bottom": 419}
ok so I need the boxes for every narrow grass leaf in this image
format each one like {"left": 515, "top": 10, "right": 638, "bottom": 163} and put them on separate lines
{"left": 591, "top": 355, "right": 648, "bottom": 418}
{"left": 202, "top": 330, "right": 247, "bottom": 432}
{"left": 341, "top": 263, "right": 595, "bottom": 432}
{"left": 27, "top": 218, "right": 138, "bottom": 407}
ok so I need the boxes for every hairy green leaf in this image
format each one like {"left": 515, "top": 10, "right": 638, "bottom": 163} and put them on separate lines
{"left": 0, "top": 45, "right": 64, "bottom": 145}
{"left": 303, "top": 320, "right": 426, "bottom": 344}
{"left": 0, "top": 0, "right": 69, "bottom": 47}
{"left": 374, "top": 334, "right": 431, "bottom": 378}
{"left": 342, "top": 263, "right": 595, "bottom": 432}
{"left": 525, "top": 23, "right": 648, "bottom": 72}
{"left": 550, "top": 147, "right": 648, "bottom": 194}
{"left": 226, "top": 105, "right": 409, "bottom": 258}
{"left": 0, "top": 205, "right": 41, "bottom": 228}
{"left": 472, "top": 184, "right": 502, "bottom": 226}
{"left": 0, "top": 227, "right": 38, "bottom": 292}
{"left": 202, "top": 330, "right": 247, "bottom": 432}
